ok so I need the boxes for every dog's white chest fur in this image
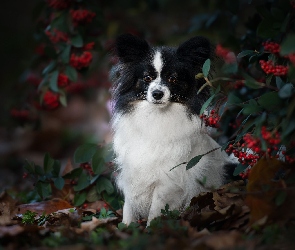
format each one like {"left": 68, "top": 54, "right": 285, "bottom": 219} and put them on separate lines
{"left": 112, "top": 102, "right": 228, "bottom": 224}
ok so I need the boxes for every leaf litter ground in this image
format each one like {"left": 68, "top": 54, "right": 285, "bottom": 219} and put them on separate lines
{"left": 1, "top": 158, "right": 295, "bottom": 249}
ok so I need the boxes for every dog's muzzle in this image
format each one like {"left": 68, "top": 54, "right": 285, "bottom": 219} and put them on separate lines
{"left": 147, "top": 82, "right": 170, "bottom": 105}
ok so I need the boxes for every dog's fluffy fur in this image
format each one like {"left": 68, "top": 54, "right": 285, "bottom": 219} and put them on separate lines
{"left": 111, "top": 34, "right": 231, "bottom": 225}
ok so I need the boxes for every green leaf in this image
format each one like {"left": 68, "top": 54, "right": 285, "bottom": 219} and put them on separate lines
{"left": 280, "top": 13, "right": 290, "bottom": 32}
{"left": 86, "top": 186, "right": 101, "bottom": 202}
{"left": 63, "top": 168, "right": 83, "bottom": 179}
{"left": 186, "top": 154, "right": 205, "bottom": 170}
{"left": 237, "top": 50, "right": 255, "bottom": 59}
{"left": 244, "top": 80, "right": 263, "bottom": 89}
{"left": 96, "top": 177, "right": 114, "bottom": 195}
{"left": 280, "top": 34, "right": 295, "bottom": 55}
{"left": 90, "top": 174, "right": 100, "bottom": 185}
{"left": 275, "top": 77, "right": 284, "bottom": 89}
{"left": 214, "top": 84, "right": 221, "bottom": 94}
{"left": 255, "top": 112, "right": 267, "bottom": 126}
{"left": 227, "top": 93, "right": 242, "bottom": 105}
{"left": 24, "top": 160, "right": 35, "bottom": 174}
{"left": 222, "top": 62, "right": 238, "bottom": 74}
{"left": 52, "top": 161, "right": 61, "bottom": 177}
{"left": 54, "top": 177, "right": 65, "bottom": 190}
{"left": 65, "top": 66, "right": 78, "bottom": 82}
{"left": 42, "top": 61, "right": 56, "bottom": 75}
{"left": 60, "top": 44, "right": 71, "bottom": 64}
{"left": 59, "top": 93, "right": 67, "bottom": 107}
{"left": 74, "top": 191, "right": 87, "bottom": 206}
{"left": 49, "top": 70, "right": 59, "bottom": 92}
{"left": 74, "top": 143, "right": 98, "bottom": 164}
{"left": 199, "top": 94, "right": 215, "bottom": 115}
{"left": 265, "top": 74, "right": 273, "bottom": 86}
{"left": 257, "top": 19, "right": 277, "bottom": 38}
{"left": 233, "top": 164, "right": 248, "bottom": 176}
{"left": 36, "top": 182, "right": 52, "bottom": 199}
{"left": 44, "top": 153, "right": 55, "bottom": 174}
{"left": 71, "top": 34, "right": 83, "bottom": 48}
{"left": 257, "top": 92, "right": 282, "bottom": 111}
{"left": 242, "top": 100, "right": 263, "bottom": 115}
{"left": 35, "top": 165, "right": 45, "bottom": 175}
{"left": 275, "top": 191, "right": 287, "bottom": 206}
{"left": 92, "top": 151, "right": 105, "bottom": 175}
{"left": 282, "top": 118, "right": 295, "bottom": 138}
{"left": 202, "top": 59, "right": 211, "bottom": 77}
{"left": 278, "top": 83, "right": 294, "bottom": 98}
{"left": 73, "top": 172, "right": 90, "bottom": 191}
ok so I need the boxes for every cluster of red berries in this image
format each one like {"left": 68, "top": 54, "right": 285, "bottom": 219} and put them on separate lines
{"left": 215, "top": 44, "right": 236, "bottom": 64}
{"left": 70, "top": 51, "right": 93, "bottom": 70}
{"left": 262, "top": 41, "right": 280, "bottom": 54}
{"left": 58, "top": 73, "right": 70, "bottom": 87}
{"left": 47, "top": 0, "right": 71, "bottom": 10}
{"left": 70, "top": 9, "right": 96, "bottom": 26}
{"left": 45, "top": 29, "right": 69, "bottom": 44}
{"left": 259, "top": 60, "right": 288, "bottom": 76}
{"left": 80, "top": 162, "right": 94, "bottom": 176}
{"left": 43, "top": 91, "right": 60, "bottom": 110}
{"left": 261, "top": 126, "right": 280, "bottom": 145}
{"left": 226, "top": 142, "right": 260, "bottom": 167}
{"left": 291, "top": 0, "right": 295, "bottom": 8}
{"left": 200, "top": 110, "right": 220, "bottom": 128}
{"left": 239, "top": 168, "right": 251, "bottom": 179}
{"left": 225, "top": 126, "right": 295, "bottom": 178}
{"left": 83, "top": 42, "right": 95, "bottom": 51}
{"left": 10, "top": 109, "right": 30, "bottom": 120}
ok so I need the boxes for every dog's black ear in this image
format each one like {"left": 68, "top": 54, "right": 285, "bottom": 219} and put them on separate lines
{"left": 177, "top": 36, "right": 211, "bottom": 68}
{"left": 115, "top": 34, "right": 150, "bottom": 63}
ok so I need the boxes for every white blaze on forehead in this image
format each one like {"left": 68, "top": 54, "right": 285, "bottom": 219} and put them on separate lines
{"left": 153, "top": 50, "right": 163, "bottom": 76}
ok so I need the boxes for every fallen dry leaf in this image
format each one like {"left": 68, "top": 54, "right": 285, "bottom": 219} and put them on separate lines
{"left": 15, "top": 198, "right": 73, "bottom": 216}
{"left": 246, "top": 158, "right": 282, "bottom": 224}
{"left": 0, "top": 191, "right": 17, "bottom": 226}
{"left": 51, "top": 183, "right": 75, "bottom": 203}
{"left": 43, "top": 208, "right": 82, "bottom": 228}
{"left": 183, "top": 181, "right": 249, "bottom": 231}
{"left": 75, "top": 216, "right": 118, "bottom": 233}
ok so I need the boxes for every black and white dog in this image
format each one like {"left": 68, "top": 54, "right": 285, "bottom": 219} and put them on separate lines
{"left": 111, "top": 34, "right": 231, "bottom": 225}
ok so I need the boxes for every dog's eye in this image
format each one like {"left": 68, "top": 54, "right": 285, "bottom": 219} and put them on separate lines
{"left": 143, "top": 75, "right": 153, "bottom": 83}
{"left": 168, "top": 76, "right": 177, "bottom": 83}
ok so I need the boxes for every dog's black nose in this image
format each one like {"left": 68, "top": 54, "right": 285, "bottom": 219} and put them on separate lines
{"left": 152, "top": 90, "right": 164, "bottom": 100}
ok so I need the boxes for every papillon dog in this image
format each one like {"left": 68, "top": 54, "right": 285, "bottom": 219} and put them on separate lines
{"left": 111, "top": 34, "right": 232, "bottom": 225}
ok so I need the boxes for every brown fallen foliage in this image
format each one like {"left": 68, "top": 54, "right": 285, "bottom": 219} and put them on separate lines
{"left": 0, "top": 158, "right": 295, "bottom": 249}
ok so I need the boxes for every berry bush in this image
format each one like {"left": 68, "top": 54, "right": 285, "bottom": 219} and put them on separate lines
{"left": 200, "top": 1, "right": 295, "bottom": 180}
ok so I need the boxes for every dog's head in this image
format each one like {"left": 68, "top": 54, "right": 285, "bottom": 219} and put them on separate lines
{"left": 112, "top": 34, "right": 211, "bottom": 114}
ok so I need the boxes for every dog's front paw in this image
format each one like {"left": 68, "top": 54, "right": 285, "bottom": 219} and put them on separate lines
{"left": 122, "top": 201, "right": 136, "bottom": 225}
